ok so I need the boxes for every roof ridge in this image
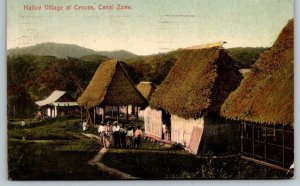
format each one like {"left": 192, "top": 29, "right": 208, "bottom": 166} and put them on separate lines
{"left": 101, "top": 59, "right": 118, "bottom": 105}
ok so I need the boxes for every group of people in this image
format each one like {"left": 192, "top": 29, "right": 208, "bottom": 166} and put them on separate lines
{"left": 98, "top": 121, "right": 142, "bottom": 149}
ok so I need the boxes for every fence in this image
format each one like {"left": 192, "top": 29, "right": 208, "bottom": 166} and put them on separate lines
{"left": 241, "top": 122, "right": 294, "bottom": 169}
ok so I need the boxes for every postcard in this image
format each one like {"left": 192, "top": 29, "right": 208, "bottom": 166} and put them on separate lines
{"left": 7, "top": 0, "right": 294, "bottom": 180}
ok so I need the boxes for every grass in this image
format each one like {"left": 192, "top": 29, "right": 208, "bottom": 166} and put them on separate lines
{"left": 8, "top": 140, "right": 116, "bottom": 180}
{"left": 7, "top": 118, "right": 114, "bottom": 180}
{"left": 8, "top": 118, "right": 84, "bottom": 140}
{"left": 102, "top": 147, "right": 290, "bottom": 179}
{"left": 7, "top": 118, "right": 293, "bottom": 180}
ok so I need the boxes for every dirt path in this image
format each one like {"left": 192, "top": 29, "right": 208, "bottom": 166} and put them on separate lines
{"left": 81, "top": 133, "right": 100, "bottom": 140}
{"left": 87, "top": 147, "right": 138, "bottom": 179}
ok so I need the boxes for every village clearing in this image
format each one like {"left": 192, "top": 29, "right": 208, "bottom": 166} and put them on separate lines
{"left": 7, "top": 118, "right": 291, "bottom": 179}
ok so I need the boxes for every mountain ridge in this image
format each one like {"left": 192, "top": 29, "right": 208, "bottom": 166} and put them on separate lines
{"left": 7, "top": 42, "right": 138, "bottom": 61}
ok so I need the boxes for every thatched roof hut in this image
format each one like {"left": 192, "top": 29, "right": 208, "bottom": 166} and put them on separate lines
{"left": 136, "top": 81, "right": 156, "bottom": 101}
{"left": 35, "top": 90, "right": 78, "bottom": 118}
{"left": 35, "top": 90, "right": 78, "bottom": 107}
{"left": 221, "top": 19, "right": 294, "bottom": 126}
{"left": 77, "top": 59, "right": 147, "bottom": 108}
{"left": 150, "top": 46, "right": 242, "bottom": 119}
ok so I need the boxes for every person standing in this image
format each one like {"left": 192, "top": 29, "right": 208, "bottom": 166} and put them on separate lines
{"left": 165, "top": 126, "right": 170, "bottom": 141}
{"left": 162, "top": 124, "right": 166, "bottom": 140}
{"left": 98, "top": 122, "right": 105, "bottom": 147}
{"left": 119, "top": 125, "right": 127, "bottom": 148}
{"left": 106, "top": 121, "right": 113, "bottom": 147}
{"left": 126, "top": 126, "right": 134, "bottom": 148}
{"left": 112, "top": 121, "right": 121, "bottom": 148}
{"left": 134, "top": 126, "right": 142, "bottom": 148}
{"left": 82, "top": 121, "right": 87, "bottom": 131}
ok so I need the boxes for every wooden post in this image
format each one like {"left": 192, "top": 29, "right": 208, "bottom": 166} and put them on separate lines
{"left": 80, "top": 107, "right": 83, "bottom": 122}
{"left": 117, "top": 106, "right": 120, "bottom": 122}
{"left": 252, "top": 124, "right": 254, "bottom": 158}
{"left": 54, "top": 106, "right": 57, "bottom": 118}
{"left": 102, "top": 106, "right": 105, "bottom": 123}
{"left": 126, "top": 106, "right": 129, "bottom": 123}
{"left": 241, "top": 122, "right": 244, "bottom": 155}
{"left": 93, "top": 107, "right": 96, "bottom": 125}
{"left": 43, "top": 108, "right": 45, "bottom": 120}
{"left": 136, "top": 106, "right": 139, "bottom": 122}
{"left": 86, "top": 110, "right": 89, "bottom": 125}
{"left": 86, "top": 109, "right": 93, "bottom": 125}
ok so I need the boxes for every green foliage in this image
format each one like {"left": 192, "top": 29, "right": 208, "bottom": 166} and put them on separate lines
{"left": 227, "top": 47, "right": 269, "bottom": 69}
{"left": 79, "top": 54, "right": 109, "bottom": 62}
{"left": 102, "top": 149, "right": 289, "bottom": 179}
{"left": 7, "top": 55, "right": 104, "bottom": 119}
{"left": 127, "top": 50, "right": 183, "bottom": 84}
{"left": 8, "top": 140, "right": 116, "bottom": 180}
{"left": 7, "top": 118, "right": 83, "bottom": 140}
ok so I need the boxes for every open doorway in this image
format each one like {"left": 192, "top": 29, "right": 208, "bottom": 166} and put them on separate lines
{"left": 162, "top": 111, "right": 171, "bottom": 141}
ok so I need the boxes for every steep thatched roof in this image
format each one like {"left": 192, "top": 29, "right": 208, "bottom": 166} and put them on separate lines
{"left": 150, "top": 46, "right": 242, "bottom": 119}
{"left": 136, "top": 82, "right": 156, "bottom": 101}
{"left": 77, "top": 59, "right": 147, "bottom": 108}
{"left": 221, "top": 19, "right": 294, "bottom": 126}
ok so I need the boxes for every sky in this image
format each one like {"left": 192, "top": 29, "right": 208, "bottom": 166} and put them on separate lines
{"left": 7, "top": 0, "right": 294, "bottom": 55}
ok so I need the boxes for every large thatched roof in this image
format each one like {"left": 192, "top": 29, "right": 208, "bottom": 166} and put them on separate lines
{"left": 136, "top": 82, "right": 156, "bottom": 101}
{"left": 150, "top": 46, "right": 242, "bottom": 119}
{"left": 221, "top": 19, "right": 294, "bottom": 126}
{"left": 77, "top": 59, "right": 147, "bottom": 108}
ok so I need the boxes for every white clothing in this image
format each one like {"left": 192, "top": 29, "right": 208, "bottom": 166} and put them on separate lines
{"left": 162, "top": 124, "right": 166, "bottom": 133}
{"left": 98, "top": 125, "right": 104, "bottom": 133}
{"left": 82, "top": 122, "right": 87, "bottom": 131}
{"left": 113, "top": 125, "right": 120, "bottom": 132}
{"left": 126, "top": 130, "right": 133, "bottom": 137}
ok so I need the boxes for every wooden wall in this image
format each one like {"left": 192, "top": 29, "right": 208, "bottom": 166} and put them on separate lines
{"left": 144, "top": 107, "right": 162, "bottom": 138}
{"left": 171, "top": 115, "right": 204, "bottom": 146}
{"left": 200, "top": 122, "right": 240, "bottom": 155}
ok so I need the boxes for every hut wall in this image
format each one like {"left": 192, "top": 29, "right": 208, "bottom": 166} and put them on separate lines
{"left": 46, "top": 108, "right": 51, "bottom": 117}
{"left": 171, "top": 115, "right": 204, "bottom": 146}
{"left": 138, "top": 108, "right": 145, "bottom": 119}
{"left": 51, "top": 109, "right": 55, "bottom": 118}
{"left": 144, "top": 107, "right": 162, "bottom": 138}
{"left": 200, "top": 121, "right": 240, "bottom": 155}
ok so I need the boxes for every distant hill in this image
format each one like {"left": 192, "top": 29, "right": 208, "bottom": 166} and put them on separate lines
{"left": 125, "top": 47, "right": 269, "bottom": 85}
{"left": 7, "top": 42, "right": 268, "bottom": 68}
{"left": 79, "top": 54, "right": 109, "bottom": 62}
{"left": 125, "top": 49, "right": 185, "bottom": 84}
{"left": 97, "top": 50, "right": 138, "bottom": 61}
{"left": 227, "top": 47, "right": 269, "bottom": 69}
{"left": 7, "top": 42, "right": 138, "bottom": 61}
